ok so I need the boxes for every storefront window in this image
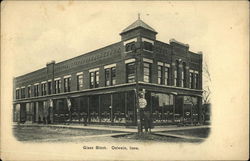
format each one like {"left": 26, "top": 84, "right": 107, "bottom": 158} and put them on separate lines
{"left": 89, "top": 95, "right": 99, "bottom": 122}
{"left": 100, "top": 94, "right": 111, "bottom": 123}
{"left": 183, "top": 96, "right": 198, "bottom": 123}
{"left": 126, "top": 91, "right": 136, "bottom": 125}
{"left": 113, "top": 93, "right": 125, "bottom": 123}
{"left": 151, "top": 92, "right": 174, "bottom": 124}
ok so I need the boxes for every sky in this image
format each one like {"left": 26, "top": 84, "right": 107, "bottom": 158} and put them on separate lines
{"left": 1, "top": 1, "right": 248, "bottom": 86}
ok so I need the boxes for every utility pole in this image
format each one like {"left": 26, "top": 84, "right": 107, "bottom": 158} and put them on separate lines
{"left": 133, "top": 41, "right": 142, "bottom": 134}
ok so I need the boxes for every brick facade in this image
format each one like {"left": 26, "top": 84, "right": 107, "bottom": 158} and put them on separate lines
{"left": 13, "top": 18, "right": 203, "bottom": 126}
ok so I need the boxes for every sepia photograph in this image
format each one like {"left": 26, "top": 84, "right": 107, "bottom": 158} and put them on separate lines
{"left": 1, "top": 1, "right": 249, "bottom": 160}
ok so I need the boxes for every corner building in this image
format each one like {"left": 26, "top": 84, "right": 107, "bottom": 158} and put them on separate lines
{"left": 13, "top": 18, "right": 203, "bottom": 126}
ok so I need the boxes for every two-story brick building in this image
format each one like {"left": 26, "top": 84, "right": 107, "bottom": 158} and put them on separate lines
{"left": 13, "top": 17, "right": 203, "bottom": 126}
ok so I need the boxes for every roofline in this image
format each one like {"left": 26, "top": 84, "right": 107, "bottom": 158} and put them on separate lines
{"left": 14, "top": 41, "right": 123, "bottom": 80}
{"left": 120, "top": 26, "right": 158, "bottom": 35}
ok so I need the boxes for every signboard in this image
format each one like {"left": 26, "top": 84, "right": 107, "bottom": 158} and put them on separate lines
{"left": 139, "top": 98, "right": 147, "bottom": 108}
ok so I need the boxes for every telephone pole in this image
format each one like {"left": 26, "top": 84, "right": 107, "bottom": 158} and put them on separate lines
{"left": 133, "top": 42, "right": 142, "bottom": 134}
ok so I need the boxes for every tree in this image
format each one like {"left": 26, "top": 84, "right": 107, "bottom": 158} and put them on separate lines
{"left": 203, "top": 60, "right": 211, "bottom": 104}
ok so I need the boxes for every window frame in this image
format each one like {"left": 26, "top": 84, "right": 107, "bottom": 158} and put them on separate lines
{"left": 77, "top": 74, "right": 84, "bottom": 91}
{"left": 143, "top": 62, "right": 151, "bottom": 83}
{"left": 126, "top": 62, "right": 136, "bottom": 83}
{"left": 157, "top": 65, "right": 164, "bottom": 84}
{"left": 64, "top": 77, "right": 71, "bottom": 92}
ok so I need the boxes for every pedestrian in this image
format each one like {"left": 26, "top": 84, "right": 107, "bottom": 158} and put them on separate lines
{"left": 144, "top": 110, "right": 151, "bottom": 134}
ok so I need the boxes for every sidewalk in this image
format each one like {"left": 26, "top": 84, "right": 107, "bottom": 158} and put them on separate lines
{"left": 13, "top": 122, "right": 210, "bottom": 133}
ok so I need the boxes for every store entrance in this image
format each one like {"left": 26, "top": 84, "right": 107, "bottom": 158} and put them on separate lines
{"left": 175, "top": 96, "right": 184, "bottom": 123}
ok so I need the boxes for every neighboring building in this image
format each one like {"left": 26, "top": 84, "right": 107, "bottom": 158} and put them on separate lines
{"left": 13, "top": 17, "right": 203, "bottom": 126}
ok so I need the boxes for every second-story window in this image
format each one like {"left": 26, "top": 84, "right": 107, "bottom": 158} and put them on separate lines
{"left": 143, "top": 41, "right": 153, "bottom": 51}
{"left": 111, "top": 67, "right": 116, "bottom": 85}
{"left": 158, "top": 65, "right": 164, "bottom": 84}
{"left": 41, "top": 83, "right": 47, "bottom": 96}
{"left": 48, "top": 81, "right": 52, "bottom": 95}
{"left": 54, "top": 79, "right": 61, "bottom": 94}
{"left": 105, "top": 66, "right": 116, "bottom": 86}
{"left": 89, "top": 69, "right": 99, "bottom": 88}
{"left": 174, "top": 70, "right": 177, "bottom": 86}
{"left": 64, "top": 77, "right": 71, "bottom": 92}
{"left": 95, "top": 71, "right": 99, "bottom": 88}
{"left": 190, "top": 72, "right": 194, "bottom": 89}
{"left": 16, "top": 89, "right": 20, "bottom": 99}
{"left": 77, "top": 74, "right": 84, "bottom": 91}
{"left": 90, "top": 72, "right": 95, "bottom": 88}
{"left": 189, "top": 70, "right": 199, "bottom": 89}
{"left": 125, "top": 42, "right": 136, "bottom": 52}
{"left": 164, "top": 66, "right": 170, "bottom": 85}
{"left": 27, "top": 86, "right": 31, "bottom": 98}
{"left": 195, "top": 72, "right": 199, "bottom": 89}
{"left": 34, "top": 84, "right": 39, "bottom": 97}
{"left": 183, "top": 62, "right": 187, "bottom": 88}
{"left": 126, "top": 62, "right": 135, "bottom": 83}
{"left": 105, "top": 69, "right": 110, "bottom": 86}
{"left": 143, "top": 62, "right": 151, "bottom": 83}
{"left": 21, "top": 87, "right": 25, "bottom": 98}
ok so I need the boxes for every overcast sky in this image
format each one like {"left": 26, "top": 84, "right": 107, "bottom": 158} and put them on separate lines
{"left": 2, "top": 1, "right": 248, "bottom": 82}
